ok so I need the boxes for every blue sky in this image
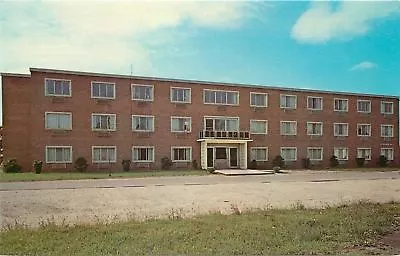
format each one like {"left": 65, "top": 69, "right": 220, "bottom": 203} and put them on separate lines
{"left": 1, "top": 1, "right": 400, "bottom": 125}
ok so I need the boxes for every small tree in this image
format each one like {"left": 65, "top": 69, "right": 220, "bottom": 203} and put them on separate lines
{"left": 330, "top": 155, "right": 339, "bottom": 168}
{"left": 74, "top": 157, "right": 88, "bottom": 172}
{"left": 192, "top": 159, "right": 198, "bottom": 170}
{"left": 122, "top": 160, "right": 131, "bottom": 172}
{"left": 302, "top": 158, "right": 311, "bottom": 169}
{"left": 161, "top": 157, "right": 172, "bottom": 170}
{"left": 355, "top": 157, "right": 365, "bottom": 167}
{"left": 272, "top": 155, "right": 284, "bottom": 168}
{"left": 4, "top": 159, "right": 22, "bottom": 173}
{"left": 33, "top": 160, "right": 43, "bottom": 174}
{"left": 378, "top": 155, "right": 388, "bottom": 167}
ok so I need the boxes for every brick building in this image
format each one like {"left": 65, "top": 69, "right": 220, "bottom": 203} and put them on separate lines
{"left": 1, "top": 68, "right": 399, "bottom": 172}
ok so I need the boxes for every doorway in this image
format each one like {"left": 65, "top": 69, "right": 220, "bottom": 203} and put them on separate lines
{"left": 229, "top": 147, "right": 238, "bottom": 168}
{"left": 207, "top": 148, "right": 214, "bottom": 168}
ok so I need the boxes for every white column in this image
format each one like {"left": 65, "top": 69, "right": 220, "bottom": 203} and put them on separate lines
{"left": 239, "top": 142, "right": 248, "bottom": 169}
{"left": 200, "top": 141, "right": 207, "bottom": 170}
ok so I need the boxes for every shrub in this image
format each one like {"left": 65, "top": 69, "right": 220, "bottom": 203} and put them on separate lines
{"left": 273, "top": 166, "right": 281, "bottom": 173}
{"left": 248, "top": 159, "right": 257, "bottom": 169}
{"left": 330, "top": 155, "right": 339, "bottom": 168}
{"left": 4, "top": 159, "right": 22, "bottom": 173}
{"left": 355, "top": 157, "right": 365, "bottom": 167}
{"left": 74, "top": 157, "right": 88, "bottom": 172}
{"left": 192, "top": 159, "right": 198, "bottom": 170}
{"left": 122, "top": 160, "right": 131, "bottom": 172}
{"left": 33, "top": 160, "right": 43, "bottom": 174}
{"left": 378, "top": 155, "right": 388, "bottom": 167}
{"left": 302, "top": 158, "right": 311, "bottom": 169}
{"left": 272, "top": 155, "right": 284, "bottom": 168}
{"left": 161, "top": 157, "right": 172, "bottom": 170}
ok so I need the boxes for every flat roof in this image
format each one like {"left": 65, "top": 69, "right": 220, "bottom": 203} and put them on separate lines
{"left": 1, "top": 67, "right": 399, "bottom": 99}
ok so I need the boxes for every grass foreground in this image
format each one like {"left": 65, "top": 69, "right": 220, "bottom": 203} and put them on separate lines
{"left": 1, "top": 202, "right": 399, "bottom": 255}
{"left": 0, "top": 170, "right": 209, "bottom": 182}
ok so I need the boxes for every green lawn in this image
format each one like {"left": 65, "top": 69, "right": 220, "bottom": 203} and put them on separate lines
{"left": 0, "top": 202, "right": 398, "bottom": 255}
{"left": 0, "top": 170, "right": 209, "bottom": 182}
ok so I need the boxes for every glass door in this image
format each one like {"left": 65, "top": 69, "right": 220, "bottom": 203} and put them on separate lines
{"left": 229, "top": 148, "right": 238, "bottom": 168}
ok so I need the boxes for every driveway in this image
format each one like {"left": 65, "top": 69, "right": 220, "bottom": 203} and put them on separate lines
{"left": 1, "top": 170, "right": 399, "bottom": 227}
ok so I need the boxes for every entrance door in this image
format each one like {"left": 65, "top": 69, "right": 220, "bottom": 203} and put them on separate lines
{"left": 229, "top": 148, "right": 238, "bottom": 168}
{"left": 207, "top": 148, "right": 214, "bottom": 168}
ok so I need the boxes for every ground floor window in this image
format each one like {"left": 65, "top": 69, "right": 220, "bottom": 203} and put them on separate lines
{"left": 250, "top": 147, "right": 268, "bottom": 161}
{"left": 171, "top": 147, "right": 192, "bottom": 162}
{"left": 215, "top": 147, "right": 227, "bottom": 159}
{"left": 357, "top": 148, "right": 371, "bottom": 160}
{"left": 92, "top": 146, "right": 116, "bottom": 163}
{"left": 132, "top": 147, "right": 154, "bottom": 162}
{"left": 46, "top": 146, "right": 72, "bottom": 163}
{"left": 380, "top": 148, "right": 394, "bottom": 161}
{"left": 334, "top": 147, "right": 348, "bottom": 160}
{"left": 281, "top": 147, "right": 297, "bottom": 161}
{"left": 307, "top": 147, "right": 323, "bottom": 160}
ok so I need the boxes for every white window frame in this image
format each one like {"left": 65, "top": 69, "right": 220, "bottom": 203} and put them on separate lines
{"left": 91, "top": 113, "right": 117, "bottom": 131}
{"left": 250, "top": 147, "right": 268, "bottom": 161}
{"left": 91, "top": 81, "right": 116, "bottom": 99}
{"left": 357, "top": 124, "right": 371, "bottom": 137}
{"left": 381, "top": 101, "right": 394, "bottom": 114}
{"left": 307, "top": 96, "right": 323, "bottom": 111}
{"left": 170, "top": 87, "right": 191, "bottom": 104}
{"left": 306, "top": 122, "right": 323, "bottom": 136}
{"left": 250, "top": 120, "right": 268, "bottom": 134}
{"left": 250, "top": 92, "right": 268, "bottom": 108}
{"left": 357, "top": 148, "right": 372, "bottom": 161}
{"left": 280, "top": 147, "right": 297, "bottom": 161}
{"left": 171, "top": 147, "right": 192, "bottom": 162}
{"left": 45, "top": 146, "right": 73, "bottom": 164}
{"left": 92, "top": 146, "right": 117, "bottom": 163}
{"left": 280, "top": 94, "right": 297, "bottom": 109}
{"left": 380, "top": 124, "right": 394, "bottom": 138}
{"left": 333, "top": 123, "right": 349, "bottom": 137}
{"left": 44, "top": 78, "right": 72, "bottom": 97}
{"left": 171, "top": 116, "right": 192, "bottom": 133}
{"left": 203, "top": 89, "right": 239, "bottom": 106}
{"left": 45, "top": 112, "right": 72, "bottom": 130}
{"left": 307, "top": 147, "right": 323, "bottom": 161}
{"left": 380, "top": 148, "right": 394, "bottom": 161}
{"left": 357, "top": 100, "right": 371, "bottom": 113}
{"left": 334, "top": 98, "right": 348, "bottom": 112}
{"left": 334, "top": 147, "right": 348, "bottom": 161}
{"left": 132, "top": 146, "right": 155, "bottom": 163}
{"left": 131, "top": 84, "right": 154, "bottom": 101}
{"left": 280, "top": 121, "right": 297, "bottom": 136}
{"left": 203, "top": 116, "right": 239, "bottom": 131}
{"left": 132, "top": 115, "right": 155, "bottom": 132}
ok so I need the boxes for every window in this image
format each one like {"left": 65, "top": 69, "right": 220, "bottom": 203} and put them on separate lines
{"left": 357, "top": 124, "right": 371, "bottom": 136}
{"left": 334, "top": 123, "right": 348, "bottom": 136}
{"left": 45, "top": 112, "right": 72, "bottom": 130}
{"left": 45, "top": 78, "right": 71, "bottom": 96}
{"left": 281, "top": 147, "right": 297, "bottom": 161}
{"left": 204, "top": 89, "right": 239, "bottom": 105}
{"left": 357, "top": 100, "right": 371, "bottom": 113}
{"left": 280, "top": 94, "right": 297, "bottom": 109}
{"left": 280, "top": 121, "right": 297, "bottom": 136}
{"left": 215, "top": 147, "right": 227, "bottom": 159}
{"left": 171, "top": 87, "right": 191, "bottom": 103}
{"left": 250, "top": 92, "right": 267, "bottom": 107}
{"left": 132, "top": 115, "right": 154, "bottom": 132}
{"left": 132, "top": 84, "right": 153, "bottom": 101}
{"left": 307, "top": 96, "right": 323, "bottom": 110}
{"left": 357, "top": 148, "right": 371, "bottom": 160}
{"left": 307, "top": 122, "right": 323, "bottom": 136}
{"left": 381, "top": 125, "right": 393, "bottom": 137}
{"left": 334, "top": 147, "right": 348, "bottom": 160}
{"left": 132, "top": 146, "right": 154, "bottom": 162}
{"left": 381, "top": 101, "right": 394, "bottom": 114}
{"left": 91, "top": 81, "right": 115, "bottom": 99}
{"left": 171, "top": 147, "right": 192, "bottom": 162}
{"left": 204, "top": 117, "right": 239, "bottom": 131}
{"left": 92, "top": 146, "right": 116, "bottom": 163}
{"left": 307, "top": 147, "right": 323, "bottom": 161}
{"left": 334, "top": 98, "right": 348, "bottom": 112}
{"left": 250, "top": 120, "right": 268, "bottom": 134}
{"left": 250, "top": 147, "right": 268, "bottom": 161}
{"left": 171, "top": 117, "right": 191, "bottom": 132}
{"left": 381, "top": 148, "right": 394, "bottom": 161}
{"left": 46, "top": 146, "right": 72, "bottom": 163}
{"left": 92, "top": 114, "right": 116, "bottom": 131}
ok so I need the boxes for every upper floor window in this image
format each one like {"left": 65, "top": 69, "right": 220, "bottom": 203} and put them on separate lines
{"left": 132, "top": 84, "right": 153, "bottom": 101}
{"left": 91, "top": 81, "right": 115, "bottom": 99}
{"left": 45, "top": 112, "right": 72, "bottom": 130}
{"left": 334, "top": 147, "right": 348, "bottom": 160}
{"left": 171, "top": 147, "right": 192, "bottom": 162}
{"left": 280, "top": 121, "right": 297, "bottom": 136}
{"left": 92, "top": 146, "right": 116, "bottom": 163}
{"left": 132, "top": 146, "right": 154, "bottom": 162}
{"left": 334, "top": 123, "right": 348, "bottom": 136}
{"left": 250, "top": 120, "right": 268, "bottom": 134}
{"left": 281, "top": 147, "right": 297, "bottom": 161}
{"left": 334, "top": 98, "right": 348, "bottom": 112}
{"left": 171, "top": 87, "right": 191, "bottom": 103}
{"left": 307, "top": 147, "right": 323, "bottom": 161}
{"left": 45, "top": 78, "right": 71, "bottom": 97}
{"left": 381, "top": 124, "right": 393, "bottom": 137}
{"left": 357, "top": 124, "right": 371, "bottom": 136}
{"left": 250, "top": 92, "right": 268, "bottom": 107}
{"left": 280, "top": 94, "right": 297, "bottom": 109}
{"left": 250, "top": 147, "right": 268, "bottom": 161}
{"left": 204, "top": 116, "right": 239, "bottom": 131}
{"left": 204, "top": 89, "right": 239, "bottom": 105}
{"left": 92, "top": 113, "right": 116, "bottom": 131}
{"left": 381, "top": 148, "right": 394, "bottom": 161}
{"left": 132, "top": 115, "right": 154, "bottom": 132}
{"left": 381, "top": 101, "right": 394, "bottom": 114}
{"left": 171, "top": 117, "right": 191, "bottom": 133}
{"left": 357, "top": 148, "right": 371, "bottom": 160}
{"left": 357, "top": 100, "right": 371, "bottom": 113}
{"left": 307, "top": 96, "right": 323, "bottom": 110}
{"left": 307, "top": 122, "right": 323, "bottom": 136}
{"left": 45, "top": 146, "right": 72, "bottom": 163}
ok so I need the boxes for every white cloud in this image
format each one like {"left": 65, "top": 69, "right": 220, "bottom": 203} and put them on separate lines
{"left": 292, "top": 1, "right": 400, "bottom": 44}
{"left": 350, "top": 61, "right": 377, "bottom": 71}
